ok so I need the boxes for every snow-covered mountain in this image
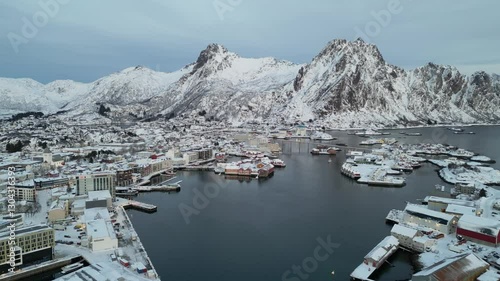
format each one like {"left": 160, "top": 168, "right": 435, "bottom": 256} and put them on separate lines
{"left": 1, "top": 39, "right": 499, "bottom": 126}
{"left": 0, "top": 78, "right": 88, "bottom": 117}
{"left": 279, "top": 39, "right": 500, "bottom": 127}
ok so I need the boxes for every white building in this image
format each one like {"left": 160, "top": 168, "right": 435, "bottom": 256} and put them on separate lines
{"left": 76, "top": 172, "right": 116, "bottom": 198}
{"left": 42, "top": 148, "right": 64, "bottom": 167}
{"left": 86, "top": 219, "right": 118, "bottom": 252}
{"left": 390, "top": 224, "right": 418, "bottom": 249}
{"left": 183, "top": 152, "right": 199, "bottom": 165}
{"left": 84, "top": 208, "right": 117, "bottom": 252}
{"left": 402, "top": 203, "right": 459, "bottom": 234}
{"left": 412, "top": 236, "right": 436, "bottom": 253}
{"left": 71, "top": 199, "right": 86, "bottom": 217}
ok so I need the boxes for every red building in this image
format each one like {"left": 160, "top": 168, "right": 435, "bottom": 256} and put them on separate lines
{"left": 456, "top": 215, "right": 500, "bottom": 246}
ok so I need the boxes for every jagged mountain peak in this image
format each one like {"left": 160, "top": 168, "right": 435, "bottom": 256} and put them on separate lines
{"left": 314, "top": 38, "right": 384, "bottom": 64}
{"left": 191, "top": 43, "right": 237, "bottom": 75}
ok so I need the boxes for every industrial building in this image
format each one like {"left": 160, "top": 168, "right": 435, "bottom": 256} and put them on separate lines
{"left": 457, "top": 215, "right": 500, "bottom": 247}
{"left": 424, "top": 196, "right": 476, "bottom": 212}
{"left": 0, "top": 225, "right": 55, "bottom": 273}
{"left": 402, "top": 203, "right": 459, "bottom": 234}
{"left": 84, "top": 208, "right": 117, "bottom": 252}
{"left": 412, "top": 253, "right": 489, "bottom": 281}
{"left": 86, "top": 190, "right": 112, "bottom": 209}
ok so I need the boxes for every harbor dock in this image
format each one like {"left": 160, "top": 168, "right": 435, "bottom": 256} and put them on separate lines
{"left": 118, "top": 206, "right": 160, "bottom": 279}
{"left": 121, "top": 200, "right": 158, "bottom": 213}
{"left": 385, "top": 209, "right": 404, "bottom": 224}
{"left": 132, "top": 184, "right": 181, "bottom": 192}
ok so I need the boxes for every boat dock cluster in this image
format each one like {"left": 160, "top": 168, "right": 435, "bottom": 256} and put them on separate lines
{"left": 348, "top": 141, "right": 500, "bottom": 280}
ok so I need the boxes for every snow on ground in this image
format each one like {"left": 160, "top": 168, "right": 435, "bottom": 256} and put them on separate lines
{"left": 439, "top": 166, "right": 500, "bottom": 185}
{"left": 55, "top": 244, "right": 154, "bottom": 281}
{"left": 24, "top": 189, "right": 51, "bottom": 226}
{"left": 53, "top": 204, "right": 159, "bottom": 280}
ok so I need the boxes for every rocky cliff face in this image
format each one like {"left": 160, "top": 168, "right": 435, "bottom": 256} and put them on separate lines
{"left": 1, "top": 39, "right": 499, "bottom": 127}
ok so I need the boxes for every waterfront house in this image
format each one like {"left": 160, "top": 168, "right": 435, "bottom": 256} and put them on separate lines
{"left": 390, "top": 224, "right": 418, "bottom": 250}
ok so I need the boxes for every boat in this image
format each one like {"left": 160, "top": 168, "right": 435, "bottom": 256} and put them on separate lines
{"left": 448, "top": 127, "right": 464, "bottom": 132}
{"left": 309, "top": 131, "right": 335, "bottom": 140}
{"left": 346, "top": 150, "right": 364, "bottom": 157}
{"left": 341, "top": 163, "right": 361, "bottom": 179}
{"left": 310, "top": 147, "right": 337, "bottom": 155}
{"left": 367, "top": 176, "right": 405, "bottom": 187}
{"left": 214, "top": 166, "right": 225, "bottom": 174}
{"left": 400, "top": 132, "right": 422, "bottom": 136}
{"left": 391, "top": 162, "right": 414, "bottom": 172}
{"left": 271, "top": 159, "right": 286, "bottom": 167}
{"left": 115, "top": 187, "right": 139, "bottom": 197}
{"left": 61, "top": 262, "right": 84, "bottom": 274}
{"left": 360, "top": 139, "right": 383, "bottom": 145}
{"left": 355, "top": 129, "right": 383, "bottom": 136}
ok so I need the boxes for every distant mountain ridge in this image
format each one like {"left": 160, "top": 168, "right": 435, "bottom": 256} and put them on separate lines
{"left": 1, "top": 39, "right": 499, "bottom": 127}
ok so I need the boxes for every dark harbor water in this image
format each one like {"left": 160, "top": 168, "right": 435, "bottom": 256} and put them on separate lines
{"left": 128, "top": 126, "right": 500, "bottom": 281}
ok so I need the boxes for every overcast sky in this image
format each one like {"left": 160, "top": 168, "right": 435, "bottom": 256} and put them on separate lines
{"left": 0, "top": 0, "right": 499, "bottom": 83}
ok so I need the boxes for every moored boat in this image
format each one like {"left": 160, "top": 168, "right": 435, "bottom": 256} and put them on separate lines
{"left": 61, "top": 262, "right": 84, "bottom": 274}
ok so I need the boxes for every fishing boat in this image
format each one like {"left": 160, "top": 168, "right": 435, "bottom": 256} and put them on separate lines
{"left": 115, "top": 187, "right": 139, "bottom": 197}
{"left": 61, "top": 262, "right": 84, "bottom": 274}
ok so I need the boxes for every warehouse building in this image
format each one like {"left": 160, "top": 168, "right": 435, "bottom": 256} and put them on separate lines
{"left": 412, "top": 253, "right": 489, "bottom": 281}
{"left": 402, "top": 203, "right": 458, "bottom": 234}
{"left": 457, "top": 215, "right": 500, "bottom": 247}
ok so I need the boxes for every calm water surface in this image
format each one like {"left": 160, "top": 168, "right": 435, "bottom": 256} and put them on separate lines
{"left": 128, "top": 126, "right": 500, "bottom": 281}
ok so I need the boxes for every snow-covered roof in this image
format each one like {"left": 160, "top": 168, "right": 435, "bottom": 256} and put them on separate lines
{"left": 88, "top": 190, "right": 111, "bottom": 201}
{"left": 71, "top": 199, "right": 86, "bottom": 209}
{"left": 86, "top": 219, "right": 116, "bottom": 240}
{"left": 445, "top": 204, "right": 476, "bottom": 216}
{"left": 364, "top": 235, "right": 399, "bottom": 261}
{"left": 50, "top": 199, "right": 66, "bottom": 211}
{"left": 458, "top": 215, "right": 500, "bottom": 237}
{"left": 404, "top": 203, "right": 457, "bottom": 224}
{"left": 413, "top": 253, "right": 489, "bottom": 278}
{"left": 426, "top": 196, "right": 476, "bottom": 207}
{"left": 391, "top": 224, "right": 418, "bottom": 238}
{"left": 84, "top": 207, "right": 111, "bottom": 222}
